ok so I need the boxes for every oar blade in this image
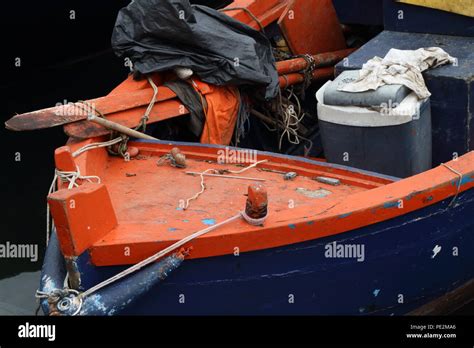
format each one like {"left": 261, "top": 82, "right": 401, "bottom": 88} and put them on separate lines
{"left": 5, "top": 86, "right": 179, "bottom": 131}
{"left": 5, "top": 107, "right": 88, "bottom": 131}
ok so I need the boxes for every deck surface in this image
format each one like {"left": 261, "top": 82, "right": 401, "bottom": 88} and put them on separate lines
{"left": 101, "top": 155, "right": 368, "bottom": 243}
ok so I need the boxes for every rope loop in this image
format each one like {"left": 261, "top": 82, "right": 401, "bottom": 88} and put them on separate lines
{"left": 441, "top": 163, "right": 463, "bottom": 207}
{"left": 219, "top": 7, "right": 265, "bottom": 33}
{"left": 135, "top": 76, "right": 158, "bottom": 133}
{"left": 240, "top": 209, "right": 267, "bottom": 226}
{"left": 35, "top": 288, "right": 82, "bottom": 316}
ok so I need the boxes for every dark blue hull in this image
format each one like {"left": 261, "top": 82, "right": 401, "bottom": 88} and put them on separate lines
{"left": 40, "top": 188, "right": 474, "bottom": 315}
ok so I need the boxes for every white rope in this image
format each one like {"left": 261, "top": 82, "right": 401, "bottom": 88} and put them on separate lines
{"left": 278, "top": 89, "right": 306, "bottom": 150}
{"left": 183, "top": 168, "right": 215, "bottom": 210}
{"left": 185, "top": 171, "right": 265, "bottom": 181}
{"left": 44, "top": 157, "right": 270, "bottom": 310}
{"left": 41, "top": 79, "right": 160, "bottom": 314}
{"left": 226, "top": 159, "right": 268, "bottom": 174}
{"left": 35, "top": 287, "right": 83, "bottom": 316}
{"left": 144, "top": 77, "right": 158, "bottom": 123}
{"left": 240, "top": 209, "right": 267, "bottom": 226}
{"left": 441, "top": 163, "right": 463, "bottom": 207}
{"left": 46, "top": 167, "right": 101, "bottom": 246}
{"left": 72, "top": 137, "right": 123, "bottom": 157}
{"left": 80, "top": 213, "right": 242, "bottom": 299}
{"left": 77, "top": 207, "right": 268, "bottom": 301}
{"left": 44, "top": 133, "right": 269, "bottom": 312}
{"left": 183, "top": 159, "right": 268, "bottom": 210}
{"left": 46, "top": 138, "right": 122, "bottom": 246}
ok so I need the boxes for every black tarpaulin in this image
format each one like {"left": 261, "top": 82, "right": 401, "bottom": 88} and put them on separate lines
{"left": 112, "top": 0, "right": 279, "bottom": 100}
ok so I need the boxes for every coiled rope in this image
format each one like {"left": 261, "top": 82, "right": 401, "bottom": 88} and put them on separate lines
{"left": 277, "top": 88, "right": 306, "bottom": 150}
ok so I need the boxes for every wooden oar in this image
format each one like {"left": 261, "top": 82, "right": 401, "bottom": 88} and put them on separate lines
{"left": 87, "top": 115, "right": 159, "bottom": 141}
{"left": 5, "top": 87, "right": 178, "bottom": 131}
{"left": 64, "top": 99, "right": 190, "bottom": 139}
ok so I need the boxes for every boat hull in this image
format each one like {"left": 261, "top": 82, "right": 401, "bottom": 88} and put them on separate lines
{"left": 40, "top": 186, "right": 474, "bottom": 315}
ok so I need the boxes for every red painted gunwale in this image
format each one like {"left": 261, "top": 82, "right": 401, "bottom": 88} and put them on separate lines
{"left": 50, "top": 137, "right": 474, "bottom": 267}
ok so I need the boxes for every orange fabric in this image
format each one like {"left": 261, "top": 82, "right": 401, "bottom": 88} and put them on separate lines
{"left": 190, "top": 79, "right": 240, "bottom": 145}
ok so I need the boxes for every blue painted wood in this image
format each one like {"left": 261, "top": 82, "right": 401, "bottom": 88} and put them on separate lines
{"left": 335, "top": 30, "right": 474, "bottom": 167}
{"left": 332, "top": 0, "right": 383, "bottom": 26}
{"left": 40, "top": 187, "right": 474, "bottom": 315}
{"left": 383, "top": 0, "right": 474, "bottom": 37}
{"left": 38, "top": 232, "right": 67, "bottom": 315}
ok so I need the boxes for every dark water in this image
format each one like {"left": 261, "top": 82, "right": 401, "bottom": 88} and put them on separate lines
{"left": 0, "top": 0, "right": 472, "bottom": 315}
{"left": 0, "top": 0, "right": 131, "bottom": 313}
{"left": 0, "top": 0, "right": 229, "bottom": 315}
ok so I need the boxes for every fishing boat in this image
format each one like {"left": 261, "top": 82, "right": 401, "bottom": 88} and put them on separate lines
{"left": 5, "top": 0, "right": 474, "bottom": 315}
{"left": 34, "top": 136, "right": 474, "bottom": 315}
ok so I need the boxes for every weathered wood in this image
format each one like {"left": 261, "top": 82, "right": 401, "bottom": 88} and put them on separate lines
{"left": 64, "top": 99, "right": 189, "bottom": 139}
{"left": 5, "top": 87, "right": 178, "bottom": 131}
{"left": 87, "top": 115, "right": 159, "bottom": 141}
{"left": 48, "top": 183, "right": 118, "bottom": 257}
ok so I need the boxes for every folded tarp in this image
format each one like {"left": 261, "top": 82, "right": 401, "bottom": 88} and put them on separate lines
{"left": 112, "top": 0, "right": 279, "bottom": 100}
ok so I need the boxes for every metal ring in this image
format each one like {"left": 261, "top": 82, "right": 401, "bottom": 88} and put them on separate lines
{"left": 57, "top": 297, "right": 72, "bottom": 312}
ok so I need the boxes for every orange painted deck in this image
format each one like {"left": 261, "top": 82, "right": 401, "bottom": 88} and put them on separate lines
{"left": 98, "top": 149, "right": 371, "bottom": 258}
{"left": 48, "top": 138, "right": 474, "bottom": 267}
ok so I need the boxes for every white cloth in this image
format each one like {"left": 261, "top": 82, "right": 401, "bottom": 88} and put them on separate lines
{"left": 338, "top": 47, "right": 456, "bottom": 99}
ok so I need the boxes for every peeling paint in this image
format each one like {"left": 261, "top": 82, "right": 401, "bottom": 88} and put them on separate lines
{"left": 383, "top": 201, "right": 399, "bottom": 209}
{"left": 338, "top": 212, "right": 352, "bottom": 219}
{"left": 289, "top": 224, "right": 296, "bottom": 229}
{"left": 77, "top": 254, "right": 184, "bottom": 315}
{"left": 168, "top": 227, "right": 178, "bottom": 232}
{"left": 373, "top": 289, "right": 380, "bottom": 297}
{"left": 84, "top": 294, "right": 108, "bottom": 315}
{"left": 202, "top": 218, "right": 216, "bottom": 226}
{"left": 432, "top": 245, "right": 442, "bottom": 259}
{"left": 405, "top": 191, "right": 422, "bottom": 200}
{"left": 423, "top": 195, "right": 433, "bottom": 203}
{"left": 41, "top": 275, "right": 58, "bottom": 293}
{"left": 451, "top": 175, "right": 474, "bottom": 186}
{"left": 296, "top": 187, "right": 331, "bottom": 198}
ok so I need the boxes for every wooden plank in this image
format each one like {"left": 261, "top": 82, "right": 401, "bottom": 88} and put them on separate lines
{"left": 64, "top": 99, "right": 189, "bottom": 139}
{"left": 48, "top": 182, "right": 118, "bottom": 257}
{"left": 5, "top": 87, "right": 178, "bottom": 131}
